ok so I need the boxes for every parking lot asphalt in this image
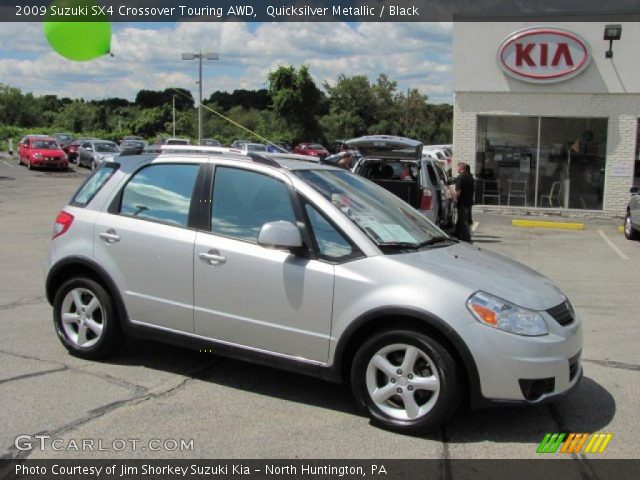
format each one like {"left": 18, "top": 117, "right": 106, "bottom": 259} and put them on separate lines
{"left": 0, "top": 154, "right": 638, "bottom": 460}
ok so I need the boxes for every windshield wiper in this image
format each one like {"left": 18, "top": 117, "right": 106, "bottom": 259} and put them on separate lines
{"left": 377, "top": 242, "right": 422, "bottom": 249}
{"left": 419, "top": 236, "right": 458, "bottom": 247}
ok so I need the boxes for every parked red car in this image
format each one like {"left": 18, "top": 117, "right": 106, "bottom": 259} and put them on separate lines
{"left": 293, "top": 142, "right": 329, "bottom": 158}
{"left": 18, "top": 136, "right": 68, "bottom": 170}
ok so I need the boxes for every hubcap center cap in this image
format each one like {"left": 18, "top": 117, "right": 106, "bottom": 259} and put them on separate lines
{"left": 398, "top": 377, "right": 409, "bottom": 387}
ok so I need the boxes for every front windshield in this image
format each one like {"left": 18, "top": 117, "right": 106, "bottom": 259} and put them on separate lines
{"left": 33, "top": 141, "right": 59, "bottom": 149}
{"left": 309, "top": 144, "right": 325, "bottom": 150}
{"left": 95, "top": 143, "right": 119, "bottom": 153}
{"left": 296, "top": 169, "right": 445, "bottom": 247}
{"left": 247, "top": 144, "right": 266, "bottom": 151}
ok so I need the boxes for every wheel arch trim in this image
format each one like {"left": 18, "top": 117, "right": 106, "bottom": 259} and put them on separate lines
{"left": 332, "top": 306, "right": 483, "bottom": 407}
{"left": 46, "top": 256, "right": 129, "bottom": 323}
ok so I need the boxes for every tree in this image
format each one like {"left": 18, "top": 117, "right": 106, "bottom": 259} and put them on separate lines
{"left": 208, "top": 89, "right": 270, "bottom": 111}
{"left": 268, "top": 65, "right": 325, "bottom": 142}
{"left": 131, "top": 107, "right": 168, "bottom": 138}
{"left": 321, "top": 73, "right": 404, "bottom": 140}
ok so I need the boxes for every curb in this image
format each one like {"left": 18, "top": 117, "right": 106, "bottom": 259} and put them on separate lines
{"left": 512, "top": 219, "right": 585, "bottom": 230}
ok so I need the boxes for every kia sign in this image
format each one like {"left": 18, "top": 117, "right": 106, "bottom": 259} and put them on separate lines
{"left": 498, "top": 27, "right": 591, "bottom": 83}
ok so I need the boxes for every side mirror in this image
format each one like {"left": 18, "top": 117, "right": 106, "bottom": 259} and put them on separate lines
{"left": 258, "top": 221, "right": 302, "bottom": 251}
{"left": 631, "top": 186, "right": 639, "bottom": 195}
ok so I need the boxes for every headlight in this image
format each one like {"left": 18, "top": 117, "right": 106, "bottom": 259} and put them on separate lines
{"left": 467, "top": 291, "right": 548, "bottom": 336}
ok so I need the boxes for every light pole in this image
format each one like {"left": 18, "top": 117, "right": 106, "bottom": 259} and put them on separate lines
{"left": 172, "top": 94, "right": 176, "bottom": 138}
{"left": 182, "top": 51, "right": 219, "bottom": 145}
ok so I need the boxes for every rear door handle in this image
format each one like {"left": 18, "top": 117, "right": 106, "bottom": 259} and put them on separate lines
{"left": 198, "top": 249, "right": 226, "bottom": 266}
{"left": 99, "top": 229, "right": 121, "bottom": 243}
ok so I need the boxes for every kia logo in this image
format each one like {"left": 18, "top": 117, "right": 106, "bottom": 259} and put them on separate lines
{"left": 498, "top": 27, "right": 591, "bottom": 83}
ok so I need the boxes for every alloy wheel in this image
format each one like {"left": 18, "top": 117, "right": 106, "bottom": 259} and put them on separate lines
{"left": 60, "top": 288, "right": 105, "bottom": 348}
{"left": 366, "top": 343, "right": 441, "bottom": 420}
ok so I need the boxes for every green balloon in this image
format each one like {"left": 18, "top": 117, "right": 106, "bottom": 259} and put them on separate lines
{"left": 44, "top": 0, "right": 111, "bottom": 61}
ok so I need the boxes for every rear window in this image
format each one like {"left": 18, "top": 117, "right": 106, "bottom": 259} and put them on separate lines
{"left": 71, "top": 163, "right": 119, "bottom": 207}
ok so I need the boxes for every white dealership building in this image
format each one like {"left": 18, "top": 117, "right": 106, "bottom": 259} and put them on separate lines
{"left": 452, "top": 21, "right": 640, "bottom": 216}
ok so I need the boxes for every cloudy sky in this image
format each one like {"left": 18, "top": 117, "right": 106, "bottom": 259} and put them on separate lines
{"left": 0, "top": 22, "right": 452, "bottom": 104}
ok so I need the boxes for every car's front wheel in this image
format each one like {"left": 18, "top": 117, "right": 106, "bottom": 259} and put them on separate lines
{"left": 351, "top": 330, "right": 461, "bottom": 433}
{"left": 53, "top": 277, "right": 124, "bottom": 359}
{"left": 625, "top": 211, "right": 639, "bottom": 240}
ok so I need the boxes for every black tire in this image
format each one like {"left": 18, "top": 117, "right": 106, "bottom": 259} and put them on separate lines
{"left": 53, "top": 277, "right": 124, "bottom": 359}
{"left": 351, "top": 329, "right": 461, "bottom": 433}
{"left": 625, "top": 212, "right": 640, "bottom": 240}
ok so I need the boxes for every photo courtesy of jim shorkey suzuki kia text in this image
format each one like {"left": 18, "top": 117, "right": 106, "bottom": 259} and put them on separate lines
{"left": 15, "top": 463, "right": 380, "bottom": 476}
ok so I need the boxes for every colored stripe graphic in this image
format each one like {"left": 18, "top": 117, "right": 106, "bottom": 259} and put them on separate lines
{"left": 585, "top": 433, "right": 613, "bottom": 453}
{"left": 537, "top": 433, "right": 612, "bottom": 454}
{"left": 537, "top": 433, "right": 565, "bottom": 453}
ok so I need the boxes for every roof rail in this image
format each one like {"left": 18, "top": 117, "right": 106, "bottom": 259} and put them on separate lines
{"left": 159, "top": 144, "right": 284, "bottom": 168}
{"left": 159, "top": 145, "right": 234, "bottom": 154}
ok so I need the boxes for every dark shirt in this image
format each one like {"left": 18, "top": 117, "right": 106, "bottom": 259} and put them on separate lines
{"left": 455, "top": 171, "right": 475, "bottom": 207}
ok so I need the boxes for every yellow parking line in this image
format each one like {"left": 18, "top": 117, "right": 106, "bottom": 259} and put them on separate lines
{"left": 512, "top": 219, "right": 585, "bottom": 230}
{"left": 618, "top": 225, "right": 624, "bottom": 233}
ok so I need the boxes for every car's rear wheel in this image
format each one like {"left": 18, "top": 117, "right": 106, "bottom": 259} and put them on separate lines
{"left": 625, "top": 211, "right": 639, "bottom": 240}
{"left": 53, "top": 277, "right": 123, "bottom": 359}
{"left": 351, "top": 330, "right": 461, "bottom": 433}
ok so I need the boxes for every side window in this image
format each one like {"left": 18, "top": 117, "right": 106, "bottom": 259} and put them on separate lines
{"left": 119, "top": 163, "right": 199, "bottom": 227}
{"left": 426, "top": 163, "right": 438, "bottom": 186}
{"left": 304, "top": 203, "right": 357, "bottom": 262}
{"left": 71, "top": 164, "right": 119, "bottom": 207}
{"left": 211, "top": 167, "right": 296, "bottom": 242}
{"left": 82, "top": 142, "right": 92, "bottom": 149}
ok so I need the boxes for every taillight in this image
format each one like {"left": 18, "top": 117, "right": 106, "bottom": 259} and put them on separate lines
{"left": 53, "top": 211, "right": 74, "bottom": 239}
{"left": 420, "top": 188, "right": 433, "bottom": 211}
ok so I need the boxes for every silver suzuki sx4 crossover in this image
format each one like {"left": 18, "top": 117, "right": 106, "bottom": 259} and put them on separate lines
{"left": 45, "top": 147, "right": 582, "bottom": 433}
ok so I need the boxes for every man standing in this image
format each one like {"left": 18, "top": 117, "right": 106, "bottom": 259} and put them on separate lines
{"left": 454, "top": 162, "right": 474, "bottom": 242}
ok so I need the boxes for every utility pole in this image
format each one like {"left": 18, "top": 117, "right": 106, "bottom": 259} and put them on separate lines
{"left": 405, "top": 87, "right": 410, "bottom": 132}
{"left": 182, "top": 51, "right": 219, "bottom": 144}
{"left": 172, "top": 94, "right": 176, "bottom": 138}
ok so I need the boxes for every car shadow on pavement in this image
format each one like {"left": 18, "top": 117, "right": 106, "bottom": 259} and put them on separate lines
{"left": 109, "top": 339, "right": 361, "bottom": 416}
{"left": 443, "top": 376, "right": 615, "bottom": 443}
{"left": 107, "top": 340, "right": 615, "bottom": 441}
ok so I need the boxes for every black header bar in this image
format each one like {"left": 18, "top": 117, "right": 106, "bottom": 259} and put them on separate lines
{"left": 2, "top": 0, "right": 640, "bottom": 22}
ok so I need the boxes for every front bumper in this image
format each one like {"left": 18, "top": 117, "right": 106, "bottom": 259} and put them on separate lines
{"left": 460, "top": 309, "right": 583, "bottom": 403}
{"left": 32, "top": 159, "right": 68, "bottom": 168}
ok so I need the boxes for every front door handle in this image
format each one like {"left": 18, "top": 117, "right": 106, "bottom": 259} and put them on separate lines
{"left": 198, "top": 250, "right": 227, "bottom": 266}
{"left": 99, "top": 229, "right": 121, "bottom": 244}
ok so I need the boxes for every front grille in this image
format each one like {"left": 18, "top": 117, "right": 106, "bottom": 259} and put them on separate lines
{"left": 546, "top": 301, "right": 574, "bottom": 326}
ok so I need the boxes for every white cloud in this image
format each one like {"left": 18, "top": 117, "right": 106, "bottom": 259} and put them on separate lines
{"left": 0, "top": 22, "right": 453, "bottom": 103}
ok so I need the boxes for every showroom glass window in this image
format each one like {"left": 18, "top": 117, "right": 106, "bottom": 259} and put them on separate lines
{"left": 476, "top": 116, "right": 607, "bottom": 210}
